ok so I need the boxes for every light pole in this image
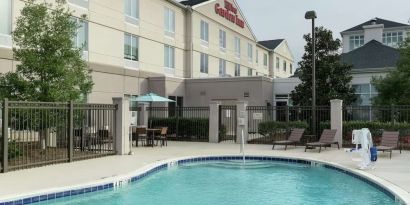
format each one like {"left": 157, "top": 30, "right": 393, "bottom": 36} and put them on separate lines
{"left": 305, "top": 10, "right": 317, "bottom": 136}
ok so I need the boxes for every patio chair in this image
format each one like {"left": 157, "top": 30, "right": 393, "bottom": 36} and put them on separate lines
{"left": 133, "top": 127, "right": 148, "bottom": 147}
{"left": 376, "top": 131, "right": 400, "bottom": 159}
{"left": 272, "top": 128, "right": 305, "bottom": 150}
{"left": 305, "top": 129, "right": 339, "bottom": 153}
{"left": 155, "top": 127, "right": 168, "bottom": 147}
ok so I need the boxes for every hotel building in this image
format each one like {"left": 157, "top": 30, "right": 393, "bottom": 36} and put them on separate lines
{"left": 0, "top": 0, "right": 295, "bottom": 106}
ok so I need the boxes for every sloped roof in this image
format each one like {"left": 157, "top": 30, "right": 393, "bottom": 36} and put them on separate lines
{"left": 258, "top": 39, "right": 285, "bottom": 50}
{"left": 342, "top": 18, "right": 409, "bottom": 33}
{"left": 341, "top": 40, "right": 400, "bottom": 69}
{"left": 180, "top": 0, "right": 210, "bottom": 6}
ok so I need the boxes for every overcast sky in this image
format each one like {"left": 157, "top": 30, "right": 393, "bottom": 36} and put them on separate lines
{"left": 234, "top": 0, "right": 410, "bottom": 65}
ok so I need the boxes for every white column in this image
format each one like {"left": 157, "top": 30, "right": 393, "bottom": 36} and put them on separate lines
{"left": 139, "top": 103, "right": 149, "bottom": 127}
{"left": 236, "top": 101, "right": 248, "bottom": 144}
{"left": 330, "top": 99, "right": 343, "bottom": 147}
{"left": 209, "top": 101, "right": 220, "bottom": 143}
{"left": 113, "top": 97, "right": 131, "bottom": 155}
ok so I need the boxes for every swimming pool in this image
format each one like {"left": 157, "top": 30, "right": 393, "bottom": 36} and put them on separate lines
{"left": 30, "top": 158, "right": 397, "bottom": 205}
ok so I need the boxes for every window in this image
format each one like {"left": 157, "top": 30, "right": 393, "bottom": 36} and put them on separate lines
{"left": 283, "top": 61, "right": 287, "bottom": 71}
{"left": 124, "top": 0, "right": 139, "bottom": 24}
{"left": 68, "top": 0, "right": 89, "bottom": 9}
{"left": 234, "top": 37, "right": 241, "bottom": 58}
{"left": 164, "top": 45, "right": 175, "bottom": 69}
{"left": 290, "top": 63, "right": 293, "bottom": 74}
{"left": 219, "top": 59, "right": 226, "bottom": 76}
{"left": 349, "top": 35, "right": 364, "bottom": 51}
{"left": 200, "top": 53, "right": 208, "bottom": 74}
{"left": 164, "top": 8, "right": 175, "bottom": 36}
{"left": 200, "top": 20, "right": 209, "bottom": 43}
{"left": 72, "top": 18, "right": 88, "bottom": 52}
{"left": 0, "top": 0, "right": 11, "bottom": 35}
{"left": 235, "top": 64, "right": 240, "bottom": 76}
{"left": 383, "top": 32, "right": 404, "bottom": 48}
{"left": 247, "top": 43, "right": 253, "bottom": 62}
{"left": 276, "top": 57, "right": 280, "bottom": 70}
{"left": 124, "top": 33, "right": 138, "bottom": 61}
{"left": 219, "top": 29, "right": 226, "bottom": 51}
{"left": 248, "top": 68, "right": 252, "bottom": 76}
{"left": 256, "top": 50, "right": 259, "bottom": 64}
{"left": 352, "top": 84, "right": 378, "bottom": 106}
{"left": 263, "top": 54, "right": 268, "bottom": 67}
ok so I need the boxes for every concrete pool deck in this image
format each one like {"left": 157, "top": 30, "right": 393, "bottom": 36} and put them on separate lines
{"left": 0, "top": 142, "right": 409, "bottom": 202}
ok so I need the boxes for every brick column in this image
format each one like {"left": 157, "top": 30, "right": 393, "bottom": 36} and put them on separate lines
{"left": 209, "top": 101, "right": 220, "bottom": 143}
{"left": 330, "top": 99, "right": 343, "bottom": 147}
{"left": 236, "top": 101, "right": 248, "bottom": 144}
{"left": 113, "top": 96, "right": 131, "bottom": 155}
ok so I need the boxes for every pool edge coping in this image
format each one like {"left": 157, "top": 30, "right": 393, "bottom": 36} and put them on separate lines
{"left": 0, "top": 154, "right": 409, "bottom": 205}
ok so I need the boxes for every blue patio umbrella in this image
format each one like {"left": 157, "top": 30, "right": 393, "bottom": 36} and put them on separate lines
{"left": 132, "top": 93, "right": 175, "bottom": 127}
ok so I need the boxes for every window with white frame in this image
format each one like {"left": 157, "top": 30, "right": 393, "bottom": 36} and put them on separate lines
{"left": 219, "top": 59, "right": 226, "bottom": 76}
{"left": 382, "top": 32, "right": 404, "bottom": 48}
{"left": 247, "top": 43, "right": 253, "bottom": 62}
{"left": 290, "top": 63, "right": 293, "bottom": 74}
{"left": 256, "top": 50, "right": 259, "bottom": 64}
{"left": 200, "top": 20, "right": 209, "bottom": 43}
{"left": 124, "top": 0, "right": 139, "bottom": 24}
{"left": 349, "top": 35, "right": 364, "bottom": 51}
{"left": 68, "top": 0, "right": 89, "bottom": 9}
{"left": 352, "top": 84, "right": 378, "bottom": 106}
{"left": 164, "top": 45, "right": 175, "bottom": 69}
{"left": 276, "top": 57, "right": 280, "bottom": 70}
{"left": 200, "top": 53, "right": 208, "bottom": 74}
{"left": 219, "top": 29, "right": 226, "bottom": 51}
{"left": 72, "top": 18, "right": 88, "bottom": 52}
{"left": 0, "top": 0, "right": 12, "bottom": 47}
{"left": 247, "top": 68, "right": 252, "bottom": 76}
{"left": 234, "top": 37, "right": 241, "bottom": 58}
{"left": 263, "top": 54, "right": 268, "bottom": 67}
{"left": 235, "top": 64, "right": 240, "bottom": 76}
{"left": 164, "top": 7, "right": 175, "bottom": 36}
{"left": 124, "top": 33, "right": 139, "bottom": 61}
{"left": 283, "top": 61, "right": 287, "bottom": 72}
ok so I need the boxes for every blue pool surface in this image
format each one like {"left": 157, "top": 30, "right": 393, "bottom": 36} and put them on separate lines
{"left": 38, "top": 160, "right": 396, "bottom": 205}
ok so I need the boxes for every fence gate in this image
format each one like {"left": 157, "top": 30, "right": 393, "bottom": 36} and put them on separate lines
{"left": 219, "top": 105, "right": 237, "bottom": 143}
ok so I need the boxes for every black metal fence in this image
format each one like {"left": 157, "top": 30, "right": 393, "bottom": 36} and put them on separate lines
{"left": 338, "top": 106, "right": 410, "bottom": 148}
{"left": 247, "top": 106, "right": 331, "bottom": 144}
{"left": 149, "top": 107, "right": 209, "bottom": 142}
{"left": 219, "top": 106, "right": 237, "bottom": 143}
{"left": 1, "top": 99, "right": 117, "bottom": 172}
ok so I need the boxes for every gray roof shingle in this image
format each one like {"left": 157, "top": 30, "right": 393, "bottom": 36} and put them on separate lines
{"left": 340, "top": 40, "right": 400, "bottom": 69}
{"left": 180, "top": 0, "right": 210, "bottom": 6}
{"left": 258, "top": 39, "right": 284, "bottom": 50}
{"left": 342, "top": 18, "right": 409, "bottom": 33}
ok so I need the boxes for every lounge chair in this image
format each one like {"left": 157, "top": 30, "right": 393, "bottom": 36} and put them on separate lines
{"left": 272, "top": 128, "right": 305, "bottom": 150}
{"left": 376, "top": 131, "right": 400, "bottom": 159}
{"left": 305, "top": 129, "right": 339, "bottom": 153}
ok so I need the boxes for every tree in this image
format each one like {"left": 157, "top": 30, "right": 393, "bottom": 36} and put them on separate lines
{"left": 372, "top": 37, "right": 410, "bottom": 105}
{"left": 290, "top": 27, "right": 356, "bottom": 106}
{"left": 0, "top": 0, "right": 93, "bottom": 102}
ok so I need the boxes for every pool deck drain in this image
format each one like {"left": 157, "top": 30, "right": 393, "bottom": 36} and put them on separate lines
{"left": 0, "top": 142, "right": 409, "bottom": 202}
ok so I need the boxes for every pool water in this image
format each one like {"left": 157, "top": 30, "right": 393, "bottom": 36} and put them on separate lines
{"left": 40, "top": 160, "right": 396, "bottom": 205}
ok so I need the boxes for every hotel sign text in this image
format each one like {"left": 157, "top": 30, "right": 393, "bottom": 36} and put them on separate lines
{"left": 215, "top": 1, "right": 245, "bottom": 28}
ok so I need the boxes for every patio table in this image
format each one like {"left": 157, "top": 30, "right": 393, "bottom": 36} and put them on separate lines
{"left": 147, "top": 128, "right": 161, "bottom": 147}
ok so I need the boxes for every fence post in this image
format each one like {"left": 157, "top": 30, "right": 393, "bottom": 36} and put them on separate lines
{"left": 391, "top": 105, "right": 395, "bottom": 125}
{"left": 113, "top": 97, "right": 131, "bottom": 155}
{"left": 68, "top": 101, "right": 74, "bottom": 162}
{"left": 236, "top": 101, "right": 248, "bottom": 144}
{"left": 2, "top": 98, "right": 8, "bottom": 173}
{"left": 209, "top": 101, "right": 220, "bottom": 143}
{"left": 330, "top": 99, "right": 343, "bottom": 147}
{"left": 285, "top": 105, "right": 290, "bottom": 132}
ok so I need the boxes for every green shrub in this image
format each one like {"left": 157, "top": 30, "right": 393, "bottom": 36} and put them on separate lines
{"left": 258, "top": 121, "right": 309, "bottom": 137}
{"left": 150, "top": 117, "right": 209, "bottom": 140}
{"left": 320, "top": 121, "right": 410, "bottom": 141}
{"left": 0, "top": 140, "right": 23, "bottom": 160}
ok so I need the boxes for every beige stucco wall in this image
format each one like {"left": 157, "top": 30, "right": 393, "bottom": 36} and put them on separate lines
{"left": 271, "top": 41, "right": 294, "bottom": 78}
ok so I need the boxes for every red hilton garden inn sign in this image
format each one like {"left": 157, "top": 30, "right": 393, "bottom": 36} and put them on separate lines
{"left": 214, "top": 0, "right": 245, "bottom": 28}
